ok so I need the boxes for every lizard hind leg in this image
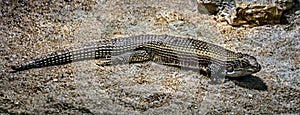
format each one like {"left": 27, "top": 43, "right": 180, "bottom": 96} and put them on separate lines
{"left": 96, "top": 50, "right": 153, "bottom": 66}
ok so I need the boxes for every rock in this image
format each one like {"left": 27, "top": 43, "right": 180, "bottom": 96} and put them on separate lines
{"left": 196, "top": 0, "right": 235, "bottom": 14}
{"left": 230, "top": 0, "right": 295, "bottom": 27}
{"left": 196, "top": 0, "right": 296, "bottom": 27}
{"left": 196, "top": 0, "right": 223, "bottom": 14}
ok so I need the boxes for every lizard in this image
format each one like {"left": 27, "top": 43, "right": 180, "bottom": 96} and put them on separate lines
{"left": 11, "top": 34, "right": 261, "bottom": 83}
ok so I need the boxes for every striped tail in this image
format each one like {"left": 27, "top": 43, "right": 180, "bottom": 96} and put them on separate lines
{"left": 11, "top": 43, "right": 112, "bottom": 72}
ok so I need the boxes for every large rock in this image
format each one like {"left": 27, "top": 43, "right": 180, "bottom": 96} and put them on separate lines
{"left": 196, "top": 0, "right": 295, "bottom": 27}
{"left": 230, "top": 0, "right": 295, "bottom": 27}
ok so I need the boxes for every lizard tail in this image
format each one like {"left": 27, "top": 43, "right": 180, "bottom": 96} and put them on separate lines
{"left": 10, "top": 43, "right": 106, "bottom": 72}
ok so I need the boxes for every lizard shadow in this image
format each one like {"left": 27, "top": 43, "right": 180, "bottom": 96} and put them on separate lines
{"left": 179, "top": 67, "right": 267, "bottom": 90}
{"left": 226, "top": 75, "right": 268, "bottom": 91}
{"left": 97, "top": 62, "right": 268, "bottom": 91}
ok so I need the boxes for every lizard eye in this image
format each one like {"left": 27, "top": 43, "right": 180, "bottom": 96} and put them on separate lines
{"left": 227, "top": 66, "right": 234, "bottom": 72}
{"left": 240, "top": 61, "right": 249, "bottom": 67}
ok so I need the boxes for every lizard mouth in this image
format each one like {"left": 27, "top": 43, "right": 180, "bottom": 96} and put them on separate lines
{"left": 226, "top": 65, "right": 261, "bottom": 77}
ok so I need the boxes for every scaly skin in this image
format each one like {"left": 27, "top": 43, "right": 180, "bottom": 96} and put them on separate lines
{"left": 11, "top": 35, "right": 261, "bottom": 83}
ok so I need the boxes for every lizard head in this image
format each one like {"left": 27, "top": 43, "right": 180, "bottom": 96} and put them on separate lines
{"left": 226, "top": 54, "right": 261, "bottom": 77}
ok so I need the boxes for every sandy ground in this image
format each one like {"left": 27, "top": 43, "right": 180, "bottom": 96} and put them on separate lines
{"left": 0, "top": 0, "right": 299, "bottom": 114}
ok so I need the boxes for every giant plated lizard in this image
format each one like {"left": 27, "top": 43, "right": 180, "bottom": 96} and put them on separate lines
{"left": 11, "top": 35, "right": 261, "bottom": 83}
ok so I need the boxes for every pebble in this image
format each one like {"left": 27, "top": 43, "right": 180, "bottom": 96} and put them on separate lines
{"left": 248, "top": 94, "right": 253, "bottom": 98}
{"left": 295, "top": 10, "right": 300, "bottom": 15}
{"left": 53, "top": 78, "right": 58, "bottom": 82}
